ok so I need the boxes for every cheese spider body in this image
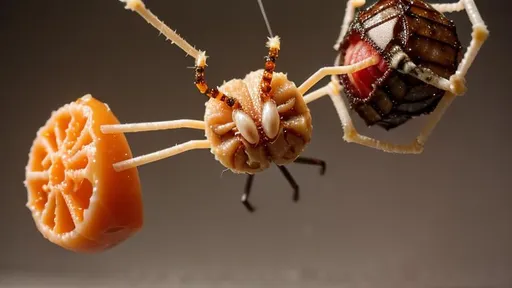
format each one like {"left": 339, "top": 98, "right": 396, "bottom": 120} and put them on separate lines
{"left": 205, "top": 69, "right": 312, "bottom": 174}
{"left": 101, "top": 0, "right": 378, "bottom": 211}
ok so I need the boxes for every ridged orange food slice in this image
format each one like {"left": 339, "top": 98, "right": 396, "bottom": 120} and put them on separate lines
{"left": 24, "top": 94, "right": 143, "bottom": 253}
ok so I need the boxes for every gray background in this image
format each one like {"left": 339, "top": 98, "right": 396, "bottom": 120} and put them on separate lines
{"left": 1, "top": 0, "right": 511, "bottom": 287}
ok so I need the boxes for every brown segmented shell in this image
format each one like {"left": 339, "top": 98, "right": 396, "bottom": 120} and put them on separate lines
{"left": 337, "top": 0, "right": 463, "bottom": 130}
{"left": 204, "top": 69, "right": 312, "bottom": 174}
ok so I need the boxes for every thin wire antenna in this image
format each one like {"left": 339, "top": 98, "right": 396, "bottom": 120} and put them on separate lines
{"left": 257, "top": 0, "right": 274, "bottom": 37}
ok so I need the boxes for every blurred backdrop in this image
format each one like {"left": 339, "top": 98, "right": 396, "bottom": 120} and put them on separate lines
{"left": 1, "top": 0, "right": 511, "bottom": 287}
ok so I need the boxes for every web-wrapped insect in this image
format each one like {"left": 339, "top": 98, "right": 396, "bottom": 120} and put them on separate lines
{"left": 101, "top": 0, "right": 380, "bottom": 211}
{"left": 304, "top": 0, "right": 488, "bottom": 153}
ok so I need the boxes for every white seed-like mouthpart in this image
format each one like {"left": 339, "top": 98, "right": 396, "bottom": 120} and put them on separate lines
{"left": 233, "top": 110, "right": 260, "bottom": 145}
{"left": 262, "top": 101, "right": 280, "bottom": 139}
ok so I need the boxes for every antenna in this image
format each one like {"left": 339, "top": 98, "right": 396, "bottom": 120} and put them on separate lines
{"left": 257, "top": 0, "right": 274, "bottom": 37}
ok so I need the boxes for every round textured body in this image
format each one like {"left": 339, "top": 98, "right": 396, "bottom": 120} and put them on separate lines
{"left": 204, "top": 70, "right": 313, "bottom": 174}
{"left": 337, "top": 0, "right": 463, "bottom": 130}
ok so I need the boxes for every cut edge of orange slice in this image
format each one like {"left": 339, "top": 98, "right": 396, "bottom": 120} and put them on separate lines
{"left": 25, "top": 94, "right": 144, "bottom": 253}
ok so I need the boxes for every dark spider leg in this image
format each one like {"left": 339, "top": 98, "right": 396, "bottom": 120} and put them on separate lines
{"left": 242, "top": 174, "right": 255, "bottom": 212}
{"left": 277, "top": 165, "right": 300, "bottom": 202}
{"left": 294, "top": 156, "right": 326, "bottom": 175}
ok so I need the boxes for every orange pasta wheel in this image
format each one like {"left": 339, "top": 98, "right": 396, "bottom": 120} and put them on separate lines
{"left": 24, "top": 94, "right": 143, "bottom": 253}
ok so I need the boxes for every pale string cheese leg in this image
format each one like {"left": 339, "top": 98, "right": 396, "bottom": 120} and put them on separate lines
{"left": 100, "top": 118, "right": 209, "bottom": 171}
{"left": 431, "top": 1, "right": 465, "bottom": 12}
{"left": 334, "top": 0, "right": 366, "bottom": 51}
{"left": 303, "top": 84, "right": 332, "bottom": 104}
{"left": 298, "top": 55, "right": 379, "bottom": 95}
{"left": 388, "top": 0, "right": 488, "bottom": 96}
{"left": 303, "top": 75, "right": 464, "bottom": 154}
{"left": 101, "top": 120, "right": 205, "bottom": 134}
{"left": 388, "top": 46, "right": 466, "bottom": 95}
{"left": 326, "top": 81, "right": 424, "bottom": 153}
{"left": 119, "top": 0, "right": 240, "bottom": 108}
{"left": 113, "top": 139, "right": 211, "bottom": 172}
{"left": 120, "top": 0, "right": 201, "bottom": 59}
{"left": 455, "top": 0, "right": 489, "bottom": 78}
{"left": 417, "top": 0, "right": 488, "bottom": 95}
{"left": 303, "top": 55, "right": 344, "bottom": 104}
{"left": 415, "top": 92, "right": 456, "bottom": 148}
{"left": 415, "top": 0, "right": 488, "bottom": 146}
{"left": 303, "top": 78, "right": 422, "bottom": 153}
{"left": 430, "top": 0, "right": 489, "bottom": 93}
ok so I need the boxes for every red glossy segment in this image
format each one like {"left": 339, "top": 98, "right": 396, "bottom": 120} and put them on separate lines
{"left": 344, "top": 36, "right": 388, "bottom": 99}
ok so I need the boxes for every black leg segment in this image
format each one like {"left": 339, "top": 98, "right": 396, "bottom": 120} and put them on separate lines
{"left": 277, "top": 165, "right": 300, "bottom": 202}
{"left": 240, "top": 156, "right": 327, "bottom": 212}
{"left": 242, "top": 174, "right": 255, "bottom": 212}
{"left": 294, "top": 156, "right": 326, "bottom": 175}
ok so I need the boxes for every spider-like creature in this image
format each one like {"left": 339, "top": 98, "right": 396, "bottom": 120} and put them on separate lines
{"left": 304, "top": 0, "right": 488, "bottom": 153}
{"left": 101, "top": 0, "right": 487, "bottom": 211}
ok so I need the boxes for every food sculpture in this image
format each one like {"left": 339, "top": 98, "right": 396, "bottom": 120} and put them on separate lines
{"left": 24, "top": 0, "right": 487, "bottom": 252}
{"left": 24, "top": 95, "right": 143, "bottom": 252}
